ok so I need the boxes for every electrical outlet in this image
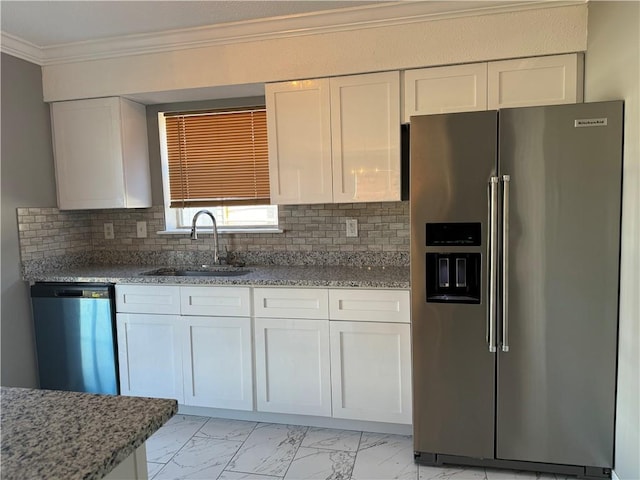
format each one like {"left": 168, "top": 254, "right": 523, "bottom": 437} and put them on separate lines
{"left": 136, "top": 221, "right": 147, "bottom": 238}
{"left": 346, "top": 218, "right": 358, "bottom": 237}
{"left": 103, "top": 223, "right": 114, "bottom": 240}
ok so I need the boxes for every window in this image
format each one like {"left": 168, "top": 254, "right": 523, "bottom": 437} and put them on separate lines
{"left": 159, "top": 107, "right": 278, "bottom": 232}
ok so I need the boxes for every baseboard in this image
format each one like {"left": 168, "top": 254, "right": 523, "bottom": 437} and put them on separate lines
{"left": 177, "top": 404, "right": 413, "bottom": 435}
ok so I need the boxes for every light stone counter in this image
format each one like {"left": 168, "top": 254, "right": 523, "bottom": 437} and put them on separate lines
{"left": 0, "top": 387, "right": 177, "bottom": 480}
{"left": 25, "top": 264, "right": 410, "bottom": 289}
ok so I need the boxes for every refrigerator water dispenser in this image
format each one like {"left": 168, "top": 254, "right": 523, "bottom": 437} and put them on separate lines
{"left": 426, "top": 252, "right": 481, "bottom": 303}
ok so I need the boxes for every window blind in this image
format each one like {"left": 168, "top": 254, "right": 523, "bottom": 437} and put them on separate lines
{"left": 165, "top": 108, "right": 269, "bottom": 208}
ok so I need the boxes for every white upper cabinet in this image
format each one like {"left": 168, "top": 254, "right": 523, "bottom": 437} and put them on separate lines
{"left": 403, "top": 63, "right": 488, "bottom": 121}
{"left": 330, "top": 72, "right": 401, "bottom": 203}
{"left": 266, "top": 72, "right": 401, "bottom": 205}
{"left": 266, "top": 79, "right": 333, "bottom": 205}
{"left": 51, "top": 97, "right": 151, "bottom": 210}
{"left": 487, "top": 53, "right": 583, "bottom": 109}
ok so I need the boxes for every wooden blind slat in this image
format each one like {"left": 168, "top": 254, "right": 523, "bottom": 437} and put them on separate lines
{"left": 165, "top": 108, "right": 270, "bottom": 207}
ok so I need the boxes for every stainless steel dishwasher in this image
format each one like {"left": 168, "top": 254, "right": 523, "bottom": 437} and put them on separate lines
{"left": 30, "top": 283, "right": 119, "bottom": 394}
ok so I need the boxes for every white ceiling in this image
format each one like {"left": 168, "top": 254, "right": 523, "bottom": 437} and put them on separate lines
{"left": 0, "top": 1, "right": 380, "bottom": 47}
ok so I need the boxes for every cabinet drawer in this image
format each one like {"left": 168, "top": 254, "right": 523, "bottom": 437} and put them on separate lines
{"left": 116, "top": 285, "right": 180, "bottom": 314}
{"left": 329, "top": 289, "right": 410, "bottom": 323}
{"left": 253, "top": 288, "right": 328, "bottom": 319}
{"left": 180, "top": 286, "right": 251, "bottom": 317}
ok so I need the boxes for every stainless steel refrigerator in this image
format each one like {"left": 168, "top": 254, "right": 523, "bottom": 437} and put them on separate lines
{"left": 410, "top": 101, "right": 623, "bottom": 479}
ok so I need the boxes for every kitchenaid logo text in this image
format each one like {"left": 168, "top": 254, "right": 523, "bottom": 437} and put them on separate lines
{"left": 574, "top": 118, "right": 608, "bottom": 127}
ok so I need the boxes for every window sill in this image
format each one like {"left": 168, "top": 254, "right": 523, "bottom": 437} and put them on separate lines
{"left": 157, "top": 227, "right": 284, "bottom": 235}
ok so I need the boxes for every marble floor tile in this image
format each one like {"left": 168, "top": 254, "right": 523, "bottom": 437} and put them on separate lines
{"left": 153, "top": 436, "right": 243, "bottom": 480}
{"left": 284, "top": 447, "right": 356, "bottom": 480}
{"left": 219, "top": 472, "right": 283, "bottom": 480}
{"left": 485, "top": 469, "right": 558, "bottom": 479}
{"left": 351, "top": 432, "right": 418, "bottom": 480}
{"left": 419, "top": 465, "right": 487, "bottom": 480}
{"left": 226, "top": 423, "right": 308, "bottom": 477}
{"left": 145, "top": 414, "right": 210, "bottom": 463}
{"left": 195, "top": 417, "right": 258, "bottom": 442}
{"left": 300, "top": 427, "right": 362, "bottom": 452}
{"left": 147, "top": 461, "right": 164, "bottom": 479}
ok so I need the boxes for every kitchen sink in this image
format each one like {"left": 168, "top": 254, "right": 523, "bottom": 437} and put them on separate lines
{"left": 140, "top": 267, "right": 251, "bottom": 277}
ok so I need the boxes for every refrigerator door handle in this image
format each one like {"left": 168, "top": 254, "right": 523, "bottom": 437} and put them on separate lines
{"left": 488, "top": 176, "right": 499, "bottom": 353}
{"left": 501, "top": 175, "right": 511, "bottom": 353}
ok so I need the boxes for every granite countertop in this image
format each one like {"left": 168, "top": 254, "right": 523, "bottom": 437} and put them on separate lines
{"left": 0, "top": 387, "right": 177, "bottom": 480}
{"left": 26, "top": 264, "right": 410, "bottom": 289}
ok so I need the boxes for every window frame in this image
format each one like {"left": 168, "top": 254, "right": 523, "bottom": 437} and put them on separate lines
{"left": 158, "top": 111, "right": 281, "bottom": 234}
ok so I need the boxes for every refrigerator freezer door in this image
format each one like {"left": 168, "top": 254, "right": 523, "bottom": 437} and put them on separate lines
{"left": 411, "top": 111, "right": 497, "bottom": 459}
{"left": 496, "top": 101, "right": 622, "bottom": 467}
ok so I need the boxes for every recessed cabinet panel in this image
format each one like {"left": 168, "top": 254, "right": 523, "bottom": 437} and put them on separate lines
{"left": 180, "top": 286, "right": 251, "bottom": 317}
{"left": 488, "top": 54, "right": 583, "bottom": 109}
{"left": 330, "top": 72, "right": 401, "bottom": 203}
{"left": 329, "top": 289, "right": 410, "bottom": 323}
{"left": 330, "top": 321, "right": 411, "bottom": 424}
{"left": 266, "top": 80, "right": 333, "bottom": 204}
{"left": 403, "top": 63, "right": 488, "bottom": 121}
{"left": 254, "top": 317, "right": 331, "bottom": 416}
{"left": 116, "top": 285, "right": 181, "bottom": 315}
{"left": 116, "top": 313, "right": 183, "bottom": 402}
{"left": 182, "top": 316, "right": 253, "bottom": 410}
{"left": 253, "top": 288, "right": 328, "bottom": 319}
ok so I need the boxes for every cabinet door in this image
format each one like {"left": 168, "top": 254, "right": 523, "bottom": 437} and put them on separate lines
{"left": 266, "top": 79, "right": 333, "bottom": 204}
{"left": 182, "top": 316, "right": 253, "bottom": 410}
{"left": 330, "top": 72, "right": 401, "bottom": 203}
{"left": 52, "top": 98, "right": 127, "bottom": 209}
{"left": 403, "top": 63, "right": 488, "bottom": 121}
{"left": 330, "top": 321, "right": 412, "bottom": 424}
{"left": 116, "top": 313, "right": 183, "bottom": 402}
{"left": 487, "top": 53, "right": 583, "bottom": 109}
{"left": 254, "top": 317, "right": 331, "bottom": 416}
{"left": 180, "top": 286, "right": 251, "bottom": 317}
{"left": 116, "top": 285, "right": 181, "bottom": 315}
{"left": 329, "top": 288, "right": 410, "bottom": 323}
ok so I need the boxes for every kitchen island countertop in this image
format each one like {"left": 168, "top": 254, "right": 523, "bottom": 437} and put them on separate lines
{"left": 25, "top": 264, "right": 410, "bottom": 289}
{"left": 0, "top": 387, "right": 177, "bottom": 480}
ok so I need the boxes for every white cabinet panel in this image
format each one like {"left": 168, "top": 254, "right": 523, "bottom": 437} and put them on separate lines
{"left": 329, "top": 289, "right": 410, "bottom": 323}
{"left": 116, "top": 313, "right": 183, "bottom": 402}
{"left": 488, "top": 53, "right": 583, "bottom": 109}
{"left": 266, "top": 79, "right": 333, "bottom": 205}
{"left": 330, "top": 321, "right": 412, "bottom": 424}
{"left": 253, "top": 287, "right": 328, "bottom": 319}
{"left": 254, "top": 317, "right": 331, "bottom": 416}
{"left": 180, "top": 286, "right": 251, "bottom": 317}
{"left": 51, "top": 97, "right": 151, "bottom": 210}
{"left": 403, "top": 63, "right": 488, "bottom": 121}
{"left": 330, "top": 72, "right": 401, "bottom": 202}
{"left": 116, "top": 285, "right": 180, "bottom": 315}
{"left": 182, "top": 316, "right": 253, "bottom": 410}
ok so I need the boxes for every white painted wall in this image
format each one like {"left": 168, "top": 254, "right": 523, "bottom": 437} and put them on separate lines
{"left": 584, "top": 3, "right": 640, "bottom": 480}
{"left": 41, "top": 4, "right": 587, "bottom": 102}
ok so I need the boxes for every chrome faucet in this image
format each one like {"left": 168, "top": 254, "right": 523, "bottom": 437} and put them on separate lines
{"left": 190, "top": 210, "right": 220, "bottom": 265}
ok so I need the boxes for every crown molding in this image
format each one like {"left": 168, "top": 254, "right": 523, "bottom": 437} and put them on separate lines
{"left": 0, "top": 32, "right": 44, "bottom": 65}
{"left": 1, "top": 0, "right": 586, "bottom": 67}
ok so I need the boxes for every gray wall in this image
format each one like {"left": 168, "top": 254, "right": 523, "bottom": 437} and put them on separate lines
{"left": 585, "top": 3, "right": 640, "bottom": 479}
{"left": 1, "top": 53, "right": 57, "bottom": 387}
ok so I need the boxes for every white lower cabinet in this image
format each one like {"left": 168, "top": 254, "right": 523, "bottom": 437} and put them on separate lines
{"left": 116, "top": 313, "right": 184, "bottom": 403}
{"left": 182, "top": 315, "right": 253, "bottom": 410}
{"left": 116, "top": 284, "right": 411, "bottom": 425}
{"left": 330, "top": 321, "right": 412, "bottom": 424}
{"left": 254, "top": 317, "right": 332, "bottom": 417}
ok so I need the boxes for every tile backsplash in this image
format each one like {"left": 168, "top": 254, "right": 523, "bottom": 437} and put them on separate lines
{"left": 17, "top": 202, "right": 409, "bottom": 269}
